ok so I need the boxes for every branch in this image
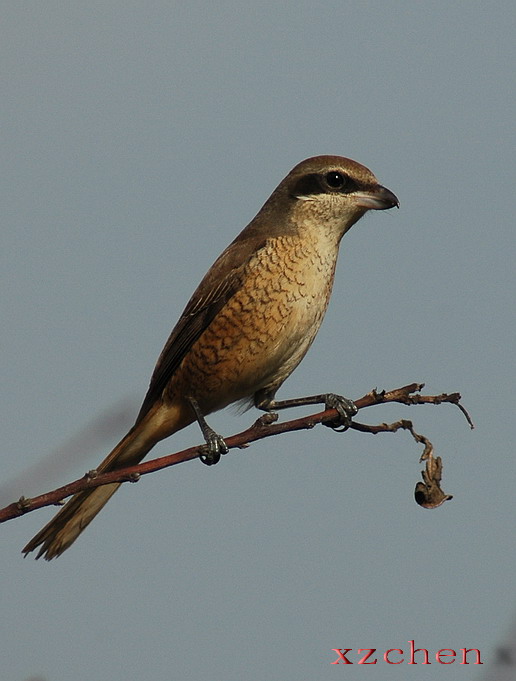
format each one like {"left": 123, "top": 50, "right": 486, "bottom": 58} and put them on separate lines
{"left": 0, "top": 383, "right": 471, "bottom": 523}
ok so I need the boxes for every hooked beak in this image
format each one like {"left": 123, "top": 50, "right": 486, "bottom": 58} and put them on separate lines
{"left": 354, "top": 185, "right": 399, "bottom": 211}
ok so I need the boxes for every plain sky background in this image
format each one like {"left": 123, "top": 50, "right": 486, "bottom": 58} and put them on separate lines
{"left": 2, "top": 2, "right": 515, "bottom": 680}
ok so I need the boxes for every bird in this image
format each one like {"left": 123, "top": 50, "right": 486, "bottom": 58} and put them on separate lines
{"left": 23, "top": 155, "right": 399, "bottom": 559}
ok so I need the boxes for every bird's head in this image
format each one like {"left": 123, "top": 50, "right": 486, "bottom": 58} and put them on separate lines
{"left": 258, "top": 155, "right": 399, "bottom": 241}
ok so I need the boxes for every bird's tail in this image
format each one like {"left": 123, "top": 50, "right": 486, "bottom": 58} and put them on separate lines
{"left": 22, "top": 402, "right": 184, "bottom": 560}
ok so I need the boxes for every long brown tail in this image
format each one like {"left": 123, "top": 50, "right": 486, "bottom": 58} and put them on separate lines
{"left": 22, "top": 403, "right": 183, "bottom": 560}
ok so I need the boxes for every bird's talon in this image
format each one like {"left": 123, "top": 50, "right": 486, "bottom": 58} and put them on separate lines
{"left": 323, "top": 393, "right": 357, "bottom": 431}
{"left": 200, "top": 449, "right": 220, "bottom": 466}
{"left": 199, "top": 432, "right": 228, "bottom": 466}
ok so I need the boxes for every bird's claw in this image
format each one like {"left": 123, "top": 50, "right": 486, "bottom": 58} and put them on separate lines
{"left": 322, "top": 393, "right": 357, "bottom": 431}
{"left": 199, "top": 430, "right": 229, "bottom": 466}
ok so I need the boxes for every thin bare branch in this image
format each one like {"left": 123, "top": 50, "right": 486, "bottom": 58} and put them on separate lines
{"left": 1, "top": 383, "right": 466, "bottom": 523}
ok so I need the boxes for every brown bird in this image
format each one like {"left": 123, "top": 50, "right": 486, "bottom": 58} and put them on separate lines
{"left": 23, "top": 155, "right": 398, "bottom": 559}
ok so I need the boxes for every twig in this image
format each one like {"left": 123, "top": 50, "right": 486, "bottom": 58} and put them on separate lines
{"left": 0, "top": 383, "right": 468, "bottom": 523}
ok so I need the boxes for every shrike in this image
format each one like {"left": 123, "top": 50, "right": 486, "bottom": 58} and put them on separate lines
{"left": 23, "top": 155, "right": 398, "bottom": 559}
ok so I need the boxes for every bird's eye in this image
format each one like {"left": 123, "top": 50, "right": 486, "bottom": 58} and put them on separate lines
{"left": 325, "top": 171, "right": 347, "bottom": 189}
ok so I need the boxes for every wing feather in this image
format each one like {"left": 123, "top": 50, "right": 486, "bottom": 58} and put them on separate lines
{"left": 135, "top": 236, "right": 266, "bottom": 422}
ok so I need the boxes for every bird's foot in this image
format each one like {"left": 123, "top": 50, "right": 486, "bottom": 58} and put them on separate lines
{"left": 256, "top": 391, "right": 357, "bottom": 431}
{"left": 199, "top": 429, "right": 229, "bottom": 466}
{"left": 321, "top": 393, "right": 357, "bottom": 431}
{"left": 187, "top": 396, "right": 229, "bottom": 466}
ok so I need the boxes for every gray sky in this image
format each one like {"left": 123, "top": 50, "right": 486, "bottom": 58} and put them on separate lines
{"left": 2, "top": 2, "right": 515, "bottom": 680}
